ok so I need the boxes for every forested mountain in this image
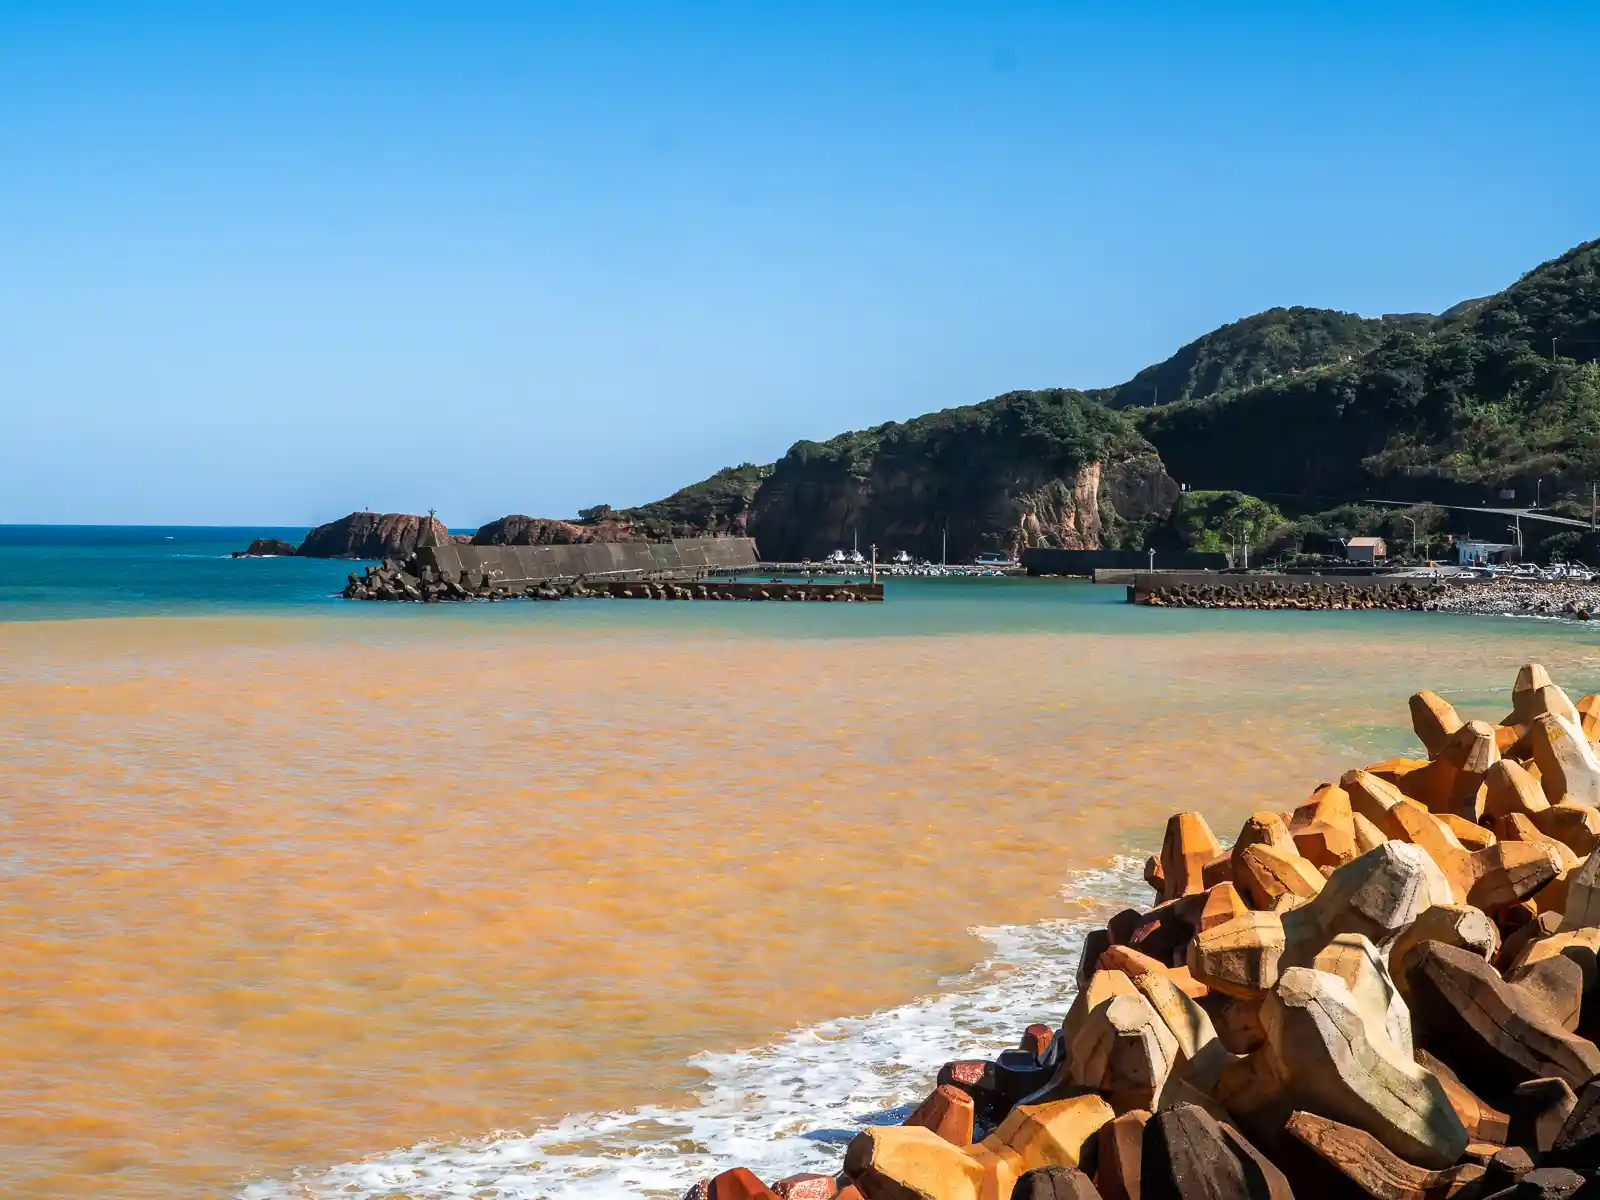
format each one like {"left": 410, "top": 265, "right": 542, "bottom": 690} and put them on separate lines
{"left": 1095, "top": 307, "right": 1395, "bottom": 410}
{"left": 1139, "top": 239, "right": 1600, "bottom": 504}
{"left": 603, "top": 238, "right": 1600, "bottom": 558}
{"left": 745, "top": 390, "right": 1175, "bottom": 562}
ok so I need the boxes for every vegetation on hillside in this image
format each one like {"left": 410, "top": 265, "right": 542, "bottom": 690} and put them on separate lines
{"left": 614, "top": 463, "right": 772, "bottom": 537}
{"left": 1098, "top": 307, "right": 1395, "bottom": 410}
{"left": 780, "top": 388, "right": 1145, "bottom": 477}
{"left": 1140, "top": 240, "right": 1600, "bottom": 505}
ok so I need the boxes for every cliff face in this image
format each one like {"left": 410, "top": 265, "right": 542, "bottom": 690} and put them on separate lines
{"left": 746, "top": 390, "right": 1177, "bottom": 562}
{"left": 297, "top": 512, "right": 451, "bottom": 559}
{"left": 471, "top": 515, "right": 645, "bottom": 545}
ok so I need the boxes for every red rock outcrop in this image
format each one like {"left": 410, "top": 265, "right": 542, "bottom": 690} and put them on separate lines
{"left": 471, "top": 515, "right": 647, "bottom": 546}
{"left": 296, "top": 512, "right": 451, "bottom": 559}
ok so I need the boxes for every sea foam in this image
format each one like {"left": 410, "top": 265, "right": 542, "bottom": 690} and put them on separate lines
{"left": 239, "top": 857, "right": 1145, "bottom": 1199}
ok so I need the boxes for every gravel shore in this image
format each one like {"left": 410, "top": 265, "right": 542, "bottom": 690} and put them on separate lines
{"left": 1428, "top": 577, "right": 1600, "bottom": 619}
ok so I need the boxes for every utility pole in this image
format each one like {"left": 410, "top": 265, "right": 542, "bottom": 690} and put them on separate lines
{"left": 1591, "top": 482, "right": 1596, "bottom": 531}
{"left": 941, "top": 525, "right": 947, "bottom": 567}
{"left": 870, "top": 544, "right": 877, "bottom": 584}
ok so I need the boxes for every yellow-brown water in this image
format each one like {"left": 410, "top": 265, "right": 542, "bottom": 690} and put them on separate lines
{"left": 6, "top": 610, "right": 1600, "bottom": 1198}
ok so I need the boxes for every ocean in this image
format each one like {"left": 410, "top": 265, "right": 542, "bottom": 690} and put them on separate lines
{"left": 7, "top": 525, "right": 1600, "bottom": 1198}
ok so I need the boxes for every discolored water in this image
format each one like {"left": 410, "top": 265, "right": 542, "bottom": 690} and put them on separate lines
{"left": 6, "top": 531, "right": 1600, "bottom": 1197}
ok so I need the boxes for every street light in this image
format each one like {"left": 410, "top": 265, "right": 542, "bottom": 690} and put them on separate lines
{"left": 1507, "top": 524, "right": 1524, "bottom": 558}
{"left": 1536, "top": 478, "right": 1543, "bottom": 510}
{"left": 1401, "top": 516, "right": 1419, "bottom": 560}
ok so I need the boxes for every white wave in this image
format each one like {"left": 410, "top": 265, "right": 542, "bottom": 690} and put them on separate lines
{"left": 239, "top": 857, "right": 1147, "bottom": 1200}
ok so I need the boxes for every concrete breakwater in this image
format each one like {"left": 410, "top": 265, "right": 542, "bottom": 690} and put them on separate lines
{"left": 1128, "top": 572, "right": 1448, "bottom": 611}
{"left": 687, "top": 665, "right": 1600, "bottom": 1199}
{"left": 340, "top": 536, "right": 885, "bottom": 602}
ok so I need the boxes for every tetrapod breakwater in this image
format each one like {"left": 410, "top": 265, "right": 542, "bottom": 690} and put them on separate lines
{"left": 680, "top": 664, "right": 1600, "bottom": 1200}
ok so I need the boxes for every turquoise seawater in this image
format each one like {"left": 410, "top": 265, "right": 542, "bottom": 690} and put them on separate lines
{"left": 14, "top": 525, "right": 1600, "bottom": 649}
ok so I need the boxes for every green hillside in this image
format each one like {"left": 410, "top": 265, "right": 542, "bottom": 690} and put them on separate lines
{"left": 1138, "top": 239, "right": 1600, "bottom": 505}
{"left": 1098, "top": 307, "right": 1394, "bottom": 410}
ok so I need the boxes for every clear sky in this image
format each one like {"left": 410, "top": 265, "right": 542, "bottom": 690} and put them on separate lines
{"left": 2, "top": 2, "right": 1596, "bottom": 526}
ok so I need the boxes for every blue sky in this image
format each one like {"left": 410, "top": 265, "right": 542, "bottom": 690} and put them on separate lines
{"left": 2, "top": 2, "right": 1596, "bottom": 526}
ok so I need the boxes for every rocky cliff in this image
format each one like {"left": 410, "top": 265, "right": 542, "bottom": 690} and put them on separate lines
{"left": 296, "top": 512, "right": 452, "bottom": 559}
{"left": 746, "top": 390, "right": 1177, "bottom": 562}
{"left": 470, "top": 515, "right": 646, "bottom": 545}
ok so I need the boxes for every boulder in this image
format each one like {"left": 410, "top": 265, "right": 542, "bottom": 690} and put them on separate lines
{"left": 906, "top": 1085, "right": 976, "bottom": 1147}
{"left": 233, "top": 537, "right": 298, "bottom": 557}
{"left": 1280, "top": 1110, "right": 1485, "bottom": 1200}
{"left": 296, "top": 511, "right": 452, "bottom": 559}
{"left": 471, "top": 514, "right": 646, "bottom": 545}
{"left": 1216, "top": 965, "right": 1468, "bottom": 1168}
{"left": 1404, "top": 940, "right": 1600, "bottom": 1100}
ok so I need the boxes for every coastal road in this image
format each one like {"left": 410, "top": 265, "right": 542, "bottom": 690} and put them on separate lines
{"left": 1369, "top": 500, "right": 1593, "bottom": 529}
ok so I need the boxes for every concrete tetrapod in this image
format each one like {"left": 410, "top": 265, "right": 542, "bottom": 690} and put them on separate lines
{"left": 1279, "top": 842, "right": 1439, "bottom": 968}
{"left": 1280, "top": 1111, "right": 1486, "bottom": 1200}
{"left": 1215, "top": 965, "right": 1469, "bottom": 1169}
{"left": 1010, "top": 1166, "right": 1101, "bottom": 1200}
{"left": 1404, "top": 940, "right": 1600, "bottom": 1100}
{"left": 1066, "top": 991, "right": 1181, "bottom": 1113}
{"left": 1159, "top": 813, "right": 1222, "bottom": 904}
{"left": 1093, "top": 1110, "right": 1147, "bottom": 1200}
{"left": 1530, "top": 713, "right": 1600, "bottom": 809}
{"left": 1388, "top": 903, "right": 1500, "bottom": 1007}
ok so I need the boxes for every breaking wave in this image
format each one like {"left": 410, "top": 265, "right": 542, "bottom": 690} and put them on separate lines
{"left": 239, "top": 858, "right": 1146, "bottom": 1199}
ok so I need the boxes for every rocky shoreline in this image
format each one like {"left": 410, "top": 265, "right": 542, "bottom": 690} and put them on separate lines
{"left": 1134, "top": 577, "right": 1600, "bottom": 622}
{"left": 687, "top": 665, "right": 1600, "bottom": 1199}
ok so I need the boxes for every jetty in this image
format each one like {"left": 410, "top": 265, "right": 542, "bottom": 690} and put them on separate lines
{"left": 684, "top": 664, "right": 1600, "bottom": 1199}
{"left": 340, "top": 536, "right": 884, "bottom": 602}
